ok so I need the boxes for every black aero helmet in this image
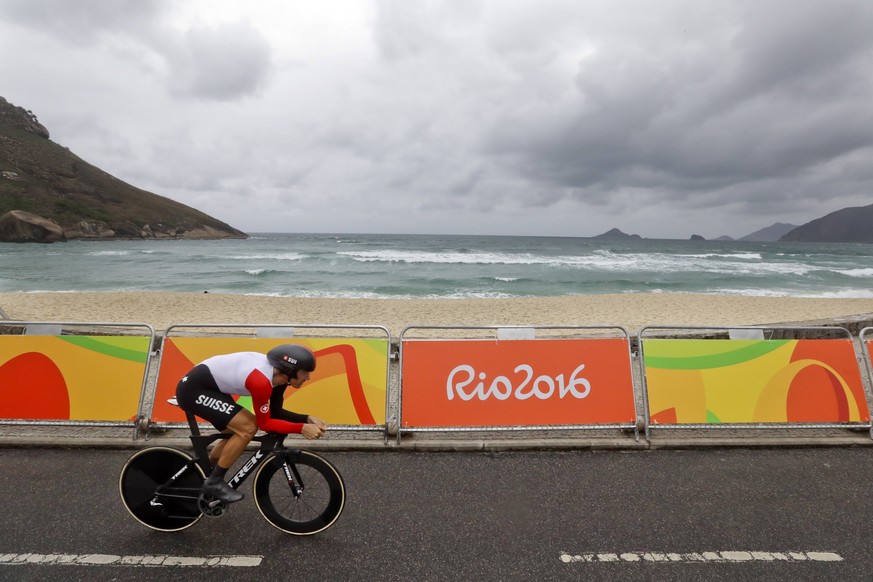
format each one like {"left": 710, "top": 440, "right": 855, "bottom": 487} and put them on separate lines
{"left": 267, "top": 344, "right": 316, "bottom": 375}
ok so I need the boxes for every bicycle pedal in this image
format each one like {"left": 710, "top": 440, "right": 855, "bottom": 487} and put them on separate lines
{"left": 198, "top": 494, "right": 228, "bottom": 517}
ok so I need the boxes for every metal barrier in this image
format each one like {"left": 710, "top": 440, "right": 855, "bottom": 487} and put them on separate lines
{"left": 398, "top": 325, "right": 639, "bottom": 443}
{"left": 638, "top": 325, "right": 872, "bottom": 440}
{"left": 859, "top": 326, "right": 873, "bottom": 365}
{"left": 146, "top": 323, "right": 391, "bottom": 437}
{"left": 859, "top": 327, "right": 873, "bottom": 429}
{"left": 0, "top": 320, "right": 156, "bottom": 436}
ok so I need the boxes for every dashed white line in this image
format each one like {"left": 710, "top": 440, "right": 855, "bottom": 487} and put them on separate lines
{"left": 560, "top": 550, "right": 843, "bottom": 564}
{"left": 0, "top": 553, "right": 262, "bottom": 567}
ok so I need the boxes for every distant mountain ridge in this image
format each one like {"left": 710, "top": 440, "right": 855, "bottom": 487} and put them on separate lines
{"left": 0, "top": 96, "right": 247, "bottom": 243}
{"left": 740, "top": 222, "right": 798, "bottom": 242}
{"left": 590, "top": 209, "right": 872, "bottom": 243}
{"left": 586, "top": 212, "right": 872, "bottom": 242}
{"left": 781, "top": 204, "right": 873, "bottom": 243}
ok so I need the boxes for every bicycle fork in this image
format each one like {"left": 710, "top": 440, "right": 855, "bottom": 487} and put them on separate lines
{"left": 282, "top": 458, "right": 305, "bottom": 497}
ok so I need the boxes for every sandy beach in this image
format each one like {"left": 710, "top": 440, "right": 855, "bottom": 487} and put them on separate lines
{"left": 2, "top": 291, "right": 873, "bottom": 337}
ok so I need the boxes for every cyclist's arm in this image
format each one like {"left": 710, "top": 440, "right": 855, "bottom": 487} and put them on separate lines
{"left": 268, "top": 387, "right": 325, "bottom": 439}
{"left": 268, "top": 384, "right": 308, "bottom": 424}
{"left": 245, "top": 371, "right": 304, "bottom": 434}
{"left": 270, "top": 386, "right": 327, "bottom": 439}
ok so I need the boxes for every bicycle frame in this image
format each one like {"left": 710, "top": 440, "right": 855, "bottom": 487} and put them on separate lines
{"left": 187, "top": 433, "right": 302, "bottom": 493}
{"left": 161, "top": 413, "right": 305, "bottom": 498}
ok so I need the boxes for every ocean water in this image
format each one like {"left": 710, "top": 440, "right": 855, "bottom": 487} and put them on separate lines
{"left": 2, "top": 233, "right": 873, "bottom": 299}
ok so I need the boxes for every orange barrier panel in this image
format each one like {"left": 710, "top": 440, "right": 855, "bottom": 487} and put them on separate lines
{"left": 0, "top": 326, "right": 154, "bottom": 425}
{"left": 401, "top": 337, "right": 636, "bottom": 429}
{"left": 151, "top": 336, "right": 388, "bottom": 427}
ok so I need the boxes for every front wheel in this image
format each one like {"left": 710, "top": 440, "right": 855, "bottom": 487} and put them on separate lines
{"left": 119, "top": 447, "right": 205, "bottom": 532}
{"left": 253, "top": 450, "right": 345, "bottom": 535}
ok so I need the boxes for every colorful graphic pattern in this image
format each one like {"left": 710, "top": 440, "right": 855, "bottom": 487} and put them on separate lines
{"left": 152, "top": 337, "right": 388, "bottom": 426}
{"left": 0, "top": 335, "right": 152, "bottom": 422}
{"left": 644, "top": 339, "right": 870, "bottom": 424}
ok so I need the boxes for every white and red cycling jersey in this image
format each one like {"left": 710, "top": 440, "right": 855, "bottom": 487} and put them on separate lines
{"left": 199, "top": 351, "right": 308, "bottom": 434}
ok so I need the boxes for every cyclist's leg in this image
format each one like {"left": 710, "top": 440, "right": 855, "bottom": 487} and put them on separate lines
{"left": 215, "top": 408, "right": 257, "bottom": 469}
{"left": 209, "top": 428, "right": 233, "bottom": 466}
{"left": 176, "top": 365, "right": 254, "bottom": 503}
{"left": 201, "top": 410, "right": 255, "bottom": 502}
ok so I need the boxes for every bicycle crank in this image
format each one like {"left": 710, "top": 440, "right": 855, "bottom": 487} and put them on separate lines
{"left": 198, "top": 494, "right": 228, "bottom": 518}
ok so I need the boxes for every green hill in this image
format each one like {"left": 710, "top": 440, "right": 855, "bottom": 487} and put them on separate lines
{"left": 0, "top": 96, "right": 247, "bottom": 242}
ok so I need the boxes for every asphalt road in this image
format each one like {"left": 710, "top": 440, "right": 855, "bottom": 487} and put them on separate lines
{"left": 1, "top": 446, "right": 872, "bottom": 581}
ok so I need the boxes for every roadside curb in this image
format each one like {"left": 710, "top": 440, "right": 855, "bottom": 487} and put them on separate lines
{"left": 2, "top": 434, "right": 871, "bottom": 451}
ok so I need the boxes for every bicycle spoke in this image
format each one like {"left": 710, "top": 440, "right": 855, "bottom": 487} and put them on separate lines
{"left": 253, "top": 451, "right": 345, "bottom": 535}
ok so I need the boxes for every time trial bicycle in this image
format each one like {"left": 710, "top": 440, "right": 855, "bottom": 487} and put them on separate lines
{"left": 118, "top": 404, "right": 345, "bottom": 535}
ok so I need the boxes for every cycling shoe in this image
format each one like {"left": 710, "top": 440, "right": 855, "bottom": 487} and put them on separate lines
{"left": 202, "top": 478, "right": 244, "bottom": 503}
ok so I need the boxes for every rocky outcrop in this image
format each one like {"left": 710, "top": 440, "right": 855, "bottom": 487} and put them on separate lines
{"left": 0, "top": 97, "right": 49, "bottom": 138}
{"left": 0, "top": 210, "right": 64, "bottom": 242}
{"left": 0, "top": 210, "right": 251, "bottom": 243}
{"left": 591, "top": 228, "right": 642, "bottom": 240}
{"left": 64, "top": 219, "right": 117, "bottom": 239}
{"left": 0, "top": 96, "right": 248, "bottom": 243}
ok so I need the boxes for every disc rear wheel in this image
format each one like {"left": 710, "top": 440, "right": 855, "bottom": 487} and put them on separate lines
{"left": 119, "top": 447, "right": 205, "bottom": 532}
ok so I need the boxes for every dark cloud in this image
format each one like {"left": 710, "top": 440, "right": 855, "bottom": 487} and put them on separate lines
{"left": 1, "top": 0, "right": 271, "bottom": 102}
{"left": 483, "top": 1, "right": 873, "bottom": 217}
{"left": 731, "top": 1, "right": 873, "bottom": 99}
{"left": 163, "top": 22, "right": 273, "bottom": 101}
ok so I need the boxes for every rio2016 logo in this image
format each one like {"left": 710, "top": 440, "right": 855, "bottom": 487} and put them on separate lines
{"left": 446, "top": 363, "right": 591, "bottom": 401}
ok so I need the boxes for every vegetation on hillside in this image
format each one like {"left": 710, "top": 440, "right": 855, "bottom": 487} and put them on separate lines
{"left": 0, "top": 96, "right": 246, "bottom": 241}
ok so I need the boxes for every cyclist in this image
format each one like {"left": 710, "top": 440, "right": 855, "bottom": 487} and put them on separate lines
{"left": 175, "top": 344, "right": 327, "bottom": 503}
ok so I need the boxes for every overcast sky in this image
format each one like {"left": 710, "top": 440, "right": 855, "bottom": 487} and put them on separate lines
{"left": 2, "top": 0, "right": 872, "bottom": 239}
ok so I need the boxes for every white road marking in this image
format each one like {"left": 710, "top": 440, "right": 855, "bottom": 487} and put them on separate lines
{"left": 560, "top": 550, "right": 843, "bottom": 564}
{"left": 0, "top": 553, "right": 262, "bottom": 567}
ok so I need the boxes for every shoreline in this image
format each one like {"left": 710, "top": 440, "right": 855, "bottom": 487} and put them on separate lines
{"left": 3, "top": 291, "right": 873, "bottom": 337}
